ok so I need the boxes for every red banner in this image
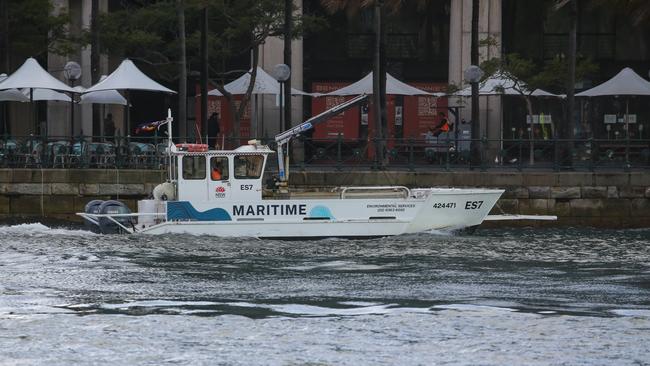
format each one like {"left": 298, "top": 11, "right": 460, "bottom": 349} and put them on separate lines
{"left": 311, "top": 82, "right": 361, "bottom": 141}
{"left": 403, "top": 82, "right": 448, "bottom": 140}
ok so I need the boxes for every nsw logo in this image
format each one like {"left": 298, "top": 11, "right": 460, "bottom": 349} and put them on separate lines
{"left": 215, "top": 186, "right": 226, "bottom": 198}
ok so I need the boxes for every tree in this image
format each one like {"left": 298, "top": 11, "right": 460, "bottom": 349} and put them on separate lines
{"left": 0, "top": 0, "right": 75, "bottom": 69}
{"left": 480, "top": 53, "right": 597, "bottom": 122}
{"left": 96, "top": 0, "right": 312, "bottom": 140}
{"left": 319, "top": 0, "right": 437, "bottom": 165}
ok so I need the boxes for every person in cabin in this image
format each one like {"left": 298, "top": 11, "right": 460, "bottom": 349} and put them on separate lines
{"left": 207, "top": 112, "right": 220, "bottom": 149}
{"left": 211, "top": 160, "right": 223, "bottom": 180}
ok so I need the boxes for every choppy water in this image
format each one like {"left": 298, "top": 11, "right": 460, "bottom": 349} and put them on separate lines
{"left": 1, "top": 224, "right": 649, "bottom": 365}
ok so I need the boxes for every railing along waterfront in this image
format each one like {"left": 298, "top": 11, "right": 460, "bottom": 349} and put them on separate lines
{"left": 0, "top": 134, "right": 648, "bottom": 171}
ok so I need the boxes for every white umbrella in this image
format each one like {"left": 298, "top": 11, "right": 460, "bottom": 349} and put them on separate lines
{"left": 575, "top": 67, "right": 650, "bottom": 97}
{"left": 84, "top": 59, "right": 175, "bottom": 94}
{"left": 22, "top": 88, "right": 71, "bottom": 102}
{"left": 455, "top": 71, "right": 526, "bottom": 96}
{"left": 325, "top": 72, "right": 436, "bottom": 96}
{"left": 208, "top": 67, "right": 310, "bottom": 96}
{"left": 79, "top": 76, "right": 127, "bottom": 105}
{"left": 0, "top": 58, "right": 75, "bottom": 92}
{"left": 0, "top": 58, "right": 77, "bottom": 133}
{"left": 0, "top": 89, "right": 30, "bottom": 102}
{"left": 530, "top": 89, "right": 564, "bottom": 98}
{"left": 84, "top": 59, "right": 175, "bottom": 133}
{"left": 575, "top": 67, "right": 650, "bottom": 142}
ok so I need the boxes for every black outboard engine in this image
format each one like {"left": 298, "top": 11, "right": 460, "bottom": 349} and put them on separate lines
{"left": 83, "top": 200, "right": 104, "bottom": 233}
{"left": 97, "top": 200, "right": 134, "bottom": 234}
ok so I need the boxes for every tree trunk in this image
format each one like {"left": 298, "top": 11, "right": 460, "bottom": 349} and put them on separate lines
{"left": 563, "top": 0, "right": 578, "bottom": 167}
{"left": 470, "top": 0, "right": 480, "bottom": 167}
{"left": 177, "top": 0, "right": 187, "bottom": 141}
{"left": 200, "top": 6, "right": 208, "bottom": 143}
{"left": 91, "top": 0, "right": 100, "bottom": 139}
{"left": 1, "top": 0, "right": 8, "bottom": 71}
{"left": 1, "top": 0, "right": 9, "bottom": 135}
{"left": 283, "top": 0, "right": 292, "bottom": 132}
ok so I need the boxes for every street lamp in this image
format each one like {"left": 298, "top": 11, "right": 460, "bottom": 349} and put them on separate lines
{"left": 464, "top": 65, "right": 483, "bottom": 167}
{"left": 273, "top": 63, "right": 291, "bottom": 132}
{"left": 63, "top": 61, "right": 81, "bottom": 137}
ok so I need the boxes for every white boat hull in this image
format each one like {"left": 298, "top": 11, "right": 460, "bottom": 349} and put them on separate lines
{"left": 132, "top": 188, "right": 504, "bottom": 238}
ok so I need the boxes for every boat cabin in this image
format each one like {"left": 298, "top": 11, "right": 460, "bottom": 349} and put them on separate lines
{"left": 173, "top": 143, "right": 273, "bottom": 203}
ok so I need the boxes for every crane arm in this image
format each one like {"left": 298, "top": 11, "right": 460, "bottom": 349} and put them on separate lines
{"left": 274, "top": 94, "right": 368, "bottom": 182}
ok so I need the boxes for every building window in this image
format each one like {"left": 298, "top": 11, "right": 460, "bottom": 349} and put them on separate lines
{"left": 182, "top": 156, "right": 206, "bottom": 180}
{"left": 234, "top": 155, "right": 264, "bottom": 179}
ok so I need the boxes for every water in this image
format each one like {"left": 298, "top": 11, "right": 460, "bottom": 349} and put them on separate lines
{"left": 1, "top": 224, "right": 649, "bottom": 365}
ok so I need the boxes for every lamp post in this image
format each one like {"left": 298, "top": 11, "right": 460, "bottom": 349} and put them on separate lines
{"left": 464, "top": 65, "right": 483, "bottom": 167}
{"left": 63, "top": 61, "right": 81, "bottom": 138}
{"left": 273, "top": 63, "right": 291, "bottom": 132}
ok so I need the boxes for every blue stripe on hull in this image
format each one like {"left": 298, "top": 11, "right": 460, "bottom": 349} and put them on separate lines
{"left": 167, "top": 201, "right": 232, "bottom": 221}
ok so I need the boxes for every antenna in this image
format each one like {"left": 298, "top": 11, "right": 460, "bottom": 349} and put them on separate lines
{"left": 167, "top": 108, "right": 174, "bottom": 182}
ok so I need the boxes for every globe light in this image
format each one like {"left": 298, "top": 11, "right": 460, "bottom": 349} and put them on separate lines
{"left": 464, "top": 65, "right": 484, "bottom": 83}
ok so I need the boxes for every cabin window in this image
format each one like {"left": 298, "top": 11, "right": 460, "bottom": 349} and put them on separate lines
{"left": 210, "top": 157, "right": 229, "bottom": 181}
{"left": 182, "top": 156, "right": 206, "bottom": 180}
{"left": 234, "top": 155, "right": 264, "bottom": 179}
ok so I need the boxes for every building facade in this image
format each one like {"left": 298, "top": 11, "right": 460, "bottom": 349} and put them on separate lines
{"left": 1, "top": 0, "right": 649, "bottom": 147}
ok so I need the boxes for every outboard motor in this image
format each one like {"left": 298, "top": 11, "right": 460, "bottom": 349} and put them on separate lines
{"left": 83, "top": 200, "right": 104, "bottom": 233}
{"left": 98, "top": 200, "right": 134, "bottom": 234}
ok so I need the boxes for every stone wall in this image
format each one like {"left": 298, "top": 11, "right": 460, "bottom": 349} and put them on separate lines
{"left": 1, "top": 169, "right": 649, "bottom": 227}
{"left": 0, "top": 169, "right": 166, "bottom": 221}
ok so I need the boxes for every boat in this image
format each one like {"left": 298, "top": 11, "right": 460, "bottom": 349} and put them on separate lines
{"left": 78, "top": 95, "right": 513, "bottom": 238}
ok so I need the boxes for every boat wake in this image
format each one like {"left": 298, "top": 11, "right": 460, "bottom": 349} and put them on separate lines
{"left": 0, "top": 223, "right": 95, "bottom": 237}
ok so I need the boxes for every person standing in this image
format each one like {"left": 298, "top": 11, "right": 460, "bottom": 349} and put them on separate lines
{"left": 103, "top": 113, "right": 115, "bottom": 141}
{"left": 207, "top": 112, "right": 220, "bottom": 148}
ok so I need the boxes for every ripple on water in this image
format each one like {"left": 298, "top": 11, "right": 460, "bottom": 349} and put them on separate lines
{"left": 1, "top": 223, "right": 650, "bottom": 364}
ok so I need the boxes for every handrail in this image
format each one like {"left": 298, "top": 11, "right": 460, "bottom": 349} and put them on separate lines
{"left": 339, "top": 186, "right": 410, "bottom": 199}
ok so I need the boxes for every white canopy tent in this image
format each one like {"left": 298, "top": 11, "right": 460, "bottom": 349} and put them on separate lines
{"left": 84, "top": 59, "right": 174, "bottom": 94}
{"left": 206, "top": 67, "right": 312, "bottom": 137}
{"left": 455, "top": 72, "right": 561, "bottom": 98}
{"left": 78, "top": 77, "right": 127, "bottom": 139}
{"left": 0, "top": 74, "right": 29, "bottom": 134}
{"left": 0, "top": 58, "right": 76, "bottom": 134}
{"left": 21, "top": 88, "right": 71, "bottom": 102}
{"left": 575, "top": 67, "right": 650, "bottom": 97}
{"left": 207, "top": 67, "right": 310, "bottom": 96}
{"left": 0, "top": 58, "right": 75, "bottom": 93}
{"left": 0, "top": 89, "right": 29, "bottom": 102}
{"left": 84, "top": 59, "right": 175, "bottom": 134}
{"left": 324, "top": 72, "right": 437, "bottom": 96}
{"left": 530, "top": 89, "right": 565, "bottom": 98}
{"left": 575, "top": 67, "right": 650, "bottom": 140}
{"left": 79, "top": 76, "right": 128, "bottom": 105}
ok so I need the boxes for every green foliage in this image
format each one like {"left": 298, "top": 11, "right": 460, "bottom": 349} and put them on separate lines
{"left": 5, "top": 0, "right": 76, "bottom": 58}
{"left": 94, "top": 0, "right": 320, "bottom": 81}
{"left": 480, "top": 53, "right": 599, "bottom": 95}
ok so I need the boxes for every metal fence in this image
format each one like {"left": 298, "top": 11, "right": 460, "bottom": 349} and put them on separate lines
{"left": 1, "top": 134, "right": 649, "bottom": 171}
{"left": 293, "top": 135, "right": 650, "bottom": 171}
